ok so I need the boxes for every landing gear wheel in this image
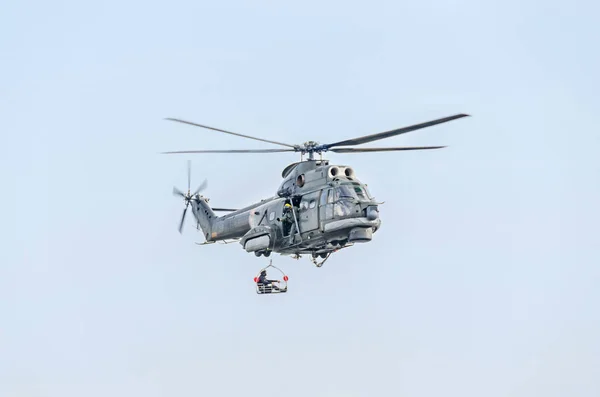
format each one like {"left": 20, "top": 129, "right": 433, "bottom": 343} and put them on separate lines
{"left": 311, "top": 252, "right": 331, "bottom": 267}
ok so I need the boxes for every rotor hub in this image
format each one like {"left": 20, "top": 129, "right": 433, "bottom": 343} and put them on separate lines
{"left": 297, "top": 141, "right": 323, "bottom": 155}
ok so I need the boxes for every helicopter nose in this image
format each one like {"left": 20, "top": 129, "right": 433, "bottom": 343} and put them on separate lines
{"left": 366, "top": 206, "right": 379, "bottom": 220}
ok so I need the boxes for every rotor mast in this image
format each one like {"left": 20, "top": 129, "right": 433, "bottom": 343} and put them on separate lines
{"left": 303, "top": 141, "right": 320, "bottom": 161}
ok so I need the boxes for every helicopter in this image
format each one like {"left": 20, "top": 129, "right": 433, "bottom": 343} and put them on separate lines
{"left": 165, "top": 113, "right": 470, "bottom": 270}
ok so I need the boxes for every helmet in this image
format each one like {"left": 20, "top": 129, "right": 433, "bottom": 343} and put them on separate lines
{"left": 260, "top": 270, "right": 267, "bottom": 275}
{"left": 284, "top": 203, "right": 291, "bottom": 208}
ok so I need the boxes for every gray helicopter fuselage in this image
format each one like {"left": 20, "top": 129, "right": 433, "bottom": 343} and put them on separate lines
{"left": 167, "top": 112, "right": 470, "bottom": 263}
{"left": 190, "top": 159, "right": 381, "bottom": 256}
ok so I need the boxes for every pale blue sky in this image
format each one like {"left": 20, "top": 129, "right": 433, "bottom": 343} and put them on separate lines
{"left": 2, "top": 0, "right": 599, "bottom": 396}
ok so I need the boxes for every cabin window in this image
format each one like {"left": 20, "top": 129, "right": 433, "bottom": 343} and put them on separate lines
{"left": 269, "top": 211, "right": 275, "bottom": 221}
{"left": 309, "top": 199, "right": 316, "bottom": 209}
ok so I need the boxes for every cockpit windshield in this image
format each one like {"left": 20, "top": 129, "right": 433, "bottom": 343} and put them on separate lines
{"left": 335, "top": 182, "right": 372, "bottom": 202}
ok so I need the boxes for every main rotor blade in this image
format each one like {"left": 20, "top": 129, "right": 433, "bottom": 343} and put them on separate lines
{"left": 330, "top": 146, "right": 446, "bottom": 153}
{"left": 324, "top": 113, "right": 470, "bottom": 148}
{"left": 165, "top": 118, "right": 298, "bottom": 149}
{"left": 162, "top": 149, "right": 296, "bottom": 154}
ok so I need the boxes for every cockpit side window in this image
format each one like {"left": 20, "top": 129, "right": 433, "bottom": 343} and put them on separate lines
{"left": 331, "top": 188, "right": 339, "bottom": 202}
{"left": 320, "top": 189, "right": 329, "bottom": 205}
{"left": 324, "top": 188, "right": 334, "bottom": 204}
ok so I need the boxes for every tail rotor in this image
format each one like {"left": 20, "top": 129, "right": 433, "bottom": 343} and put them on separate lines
{"left": 173, "top": 160, "right": 207, "bottom": 233}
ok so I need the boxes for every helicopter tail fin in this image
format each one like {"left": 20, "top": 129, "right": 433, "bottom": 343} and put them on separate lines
{"left": 192, "top": 197, "right": 218, "bottom": 241}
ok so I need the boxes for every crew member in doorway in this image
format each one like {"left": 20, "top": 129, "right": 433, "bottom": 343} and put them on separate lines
{"left": 280, "top": 201, "right": 297, "bottom": 242}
